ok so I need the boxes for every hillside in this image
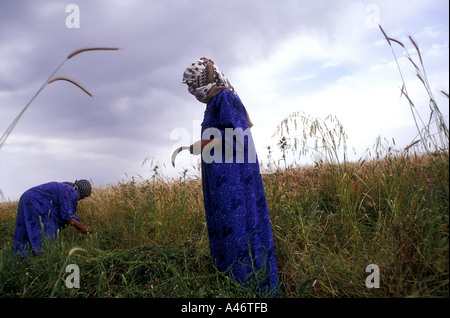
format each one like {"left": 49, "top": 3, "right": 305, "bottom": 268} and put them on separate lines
{"left": 1, "top": 151, "right": 448, "bottom": 298}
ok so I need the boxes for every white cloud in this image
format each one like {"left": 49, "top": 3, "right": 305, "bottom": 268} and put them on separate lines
{"left": 232, "top": 8, "right": 449, "bottom": 166}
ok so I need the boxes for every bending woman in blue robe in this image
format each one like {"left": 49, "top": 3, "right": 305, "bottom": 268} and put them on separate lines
{"left": 182, "top": 58, "right": 279, "bottom": 297}
{"left": 13, "top": 179, "right": 92, "bottom": 256}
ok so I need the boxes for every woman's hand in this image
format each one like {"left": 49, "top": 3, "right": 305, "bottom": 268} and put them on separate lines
{"left": 190, "top": 139, "right": 217, "bottom": 155}
{"left": 70, "top": 218, "right": 91, "bottom": 234}
{"left": 190, "top": 140, "right": 203, "bottom": 155}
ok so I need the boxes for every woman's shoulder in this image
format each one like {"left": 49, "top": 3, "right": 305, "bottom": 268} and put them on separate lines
{"left": 212, "top": 90, "right": 244, "bottom": 111}
{"left": 216, "top": 89, "right": 239, "bottom": 101}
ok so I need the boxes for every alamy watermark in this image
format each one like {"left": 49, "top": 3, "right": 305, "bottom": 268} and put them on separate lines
{"left": 365, "top": 4, "right": 380, "bottom": 29}
{"left": 59, "top": 262, "right": 380, "bottom": 290}
{"left": 65, "top": 4, "right": 80, "bottom": 29}
{"left": 65, "top": 264, "right": 80, "bottom": 289}
{"left": 201, "top": 127, "right": 257, "bottom": 164}
{"left": 365, "top": 264, "right": 380, "bottom": 288}
{"left": 171, "top": 122, "right": 258, "bottom": 165}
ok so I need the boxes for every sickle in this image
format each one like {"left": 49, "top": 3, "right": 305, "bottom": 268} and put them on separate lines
{"left": 171, "top": 146, "right": 189, "bottom": 167}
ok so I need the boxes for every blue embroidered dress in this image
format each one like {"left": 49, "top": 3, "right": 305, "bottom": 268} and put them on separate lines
{"left": 200, "top": 90, "right": 279, "bottom": 296}
{"left": 13, "top": 182, "right": 80, "bottom": 256}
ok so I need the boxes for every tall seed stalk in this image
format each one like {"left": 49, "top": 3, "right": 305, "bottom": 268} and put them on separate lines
{"left": 0, "top": 47, "right": 119, "bottom": 150}
{"left": 379, "top": 25, "right": 449, "bottom": 153}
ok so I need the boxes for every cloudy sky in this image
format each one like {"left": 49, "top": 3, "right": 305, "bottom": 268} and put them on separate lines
{"left": 1, "top": 0, "right": 448, "bottom": 201}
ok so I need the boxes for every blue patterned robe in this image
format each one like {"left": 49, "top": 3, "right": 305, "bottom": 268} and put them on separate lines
{"left": 13, "top": 182, "right": 80, "bottom": 256}
{"left": 201, "top": 90, "right": 279, "bottom": 296}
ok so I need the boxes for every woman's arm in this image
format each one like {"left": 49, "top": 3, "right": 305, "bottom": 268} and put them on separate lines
{"left": 190, "top": 139, "right": 220, "bottom": 155}
{"left": 69, "top": 218, "right": 90, "bottom": 234}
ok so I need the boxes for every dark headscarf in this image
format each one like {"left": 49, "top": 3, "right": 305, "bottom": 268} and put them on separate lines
{"left": 64, "top": 179, "right": 92, "bottom": 200}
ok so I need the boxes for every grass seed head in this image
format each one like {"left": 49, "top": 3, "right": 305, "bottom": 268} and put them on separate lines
{"left": 67, "top": 47, "right": 119, "bottom": 59}
{"left": 48, "top": 77, "right": 93, "bottom": 97}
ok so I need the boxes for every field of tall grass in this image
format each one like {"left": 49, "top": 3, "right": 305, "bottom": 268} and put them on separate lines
{"left": 0, "top": 27, "right": 448, "bottom": 299}
{"left": 0, "top": 147, "right": 448, "bottom": 298}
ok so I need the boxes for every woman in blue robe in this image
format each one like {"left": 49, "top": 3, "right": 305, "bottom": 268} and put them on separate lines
{"left": 13, "top": 180, "right": 92, "bottom": 256}
{"left": 183, "top": 58, "right": 279, "bottom": 296}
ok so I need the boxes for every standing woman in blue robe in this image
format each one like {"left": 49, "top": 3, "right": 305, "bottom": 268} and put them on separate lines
{"left": 13, "top": 179, "right": 92, "bottom": 256}
{"left": 182, "top": 58, "right": 279, "bottom": 297}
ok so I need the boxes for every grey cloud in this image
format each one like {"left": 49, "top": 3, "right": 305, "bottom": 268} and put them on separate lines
{"left": 1, "top": 0, "right": 448, "bottom": 200}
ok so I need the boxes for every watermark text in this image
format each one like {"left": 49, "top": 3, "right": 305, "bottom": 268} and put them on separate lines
{"left": 65, "top": 264, "right": 80, "bottom": 289}
{"left": 65, "top": 4, "right": 80, "bottom": 29}
{"left": 365, "top": 264, "right": 380, "bottom": 288}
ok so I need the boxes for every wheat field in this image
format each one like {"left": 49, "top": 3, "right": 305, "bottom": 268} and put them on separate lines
{"left": 0, "top": 149, "right": 448, "bottom": 298}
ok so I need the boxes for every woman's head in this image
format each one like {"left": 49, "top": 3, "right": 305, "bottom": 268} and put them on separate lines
{"left": 182, "top": 57, "right": 235, "bottom": 103}
{"left": 74, "top": 179, "right": 91, "bottom": 200}
{"left": 64, "top": 179, "right": 92, "bottom": 200}
{"left": 182, "top": 57, "right": 253, "bottom": 127}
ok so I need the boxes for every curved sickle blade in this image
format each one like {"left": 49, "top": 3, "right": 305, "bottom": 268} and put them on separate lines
{"left": 171, "top": 146, "right": 189, "bottom": 167}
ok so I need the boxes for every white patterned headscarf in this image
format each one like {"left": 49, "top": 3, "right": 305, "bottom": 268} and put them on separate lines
{"left": 182, "top": 57, "right": 253, "bottom": 127}
{"left": 182, "top": 57, "right": 236, "bottom": 103}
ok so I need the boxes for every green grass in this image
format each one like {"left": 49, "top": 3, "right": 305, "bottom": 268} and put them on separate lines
{"left": 0, "top": 150, "right": 448, "bottom": 298}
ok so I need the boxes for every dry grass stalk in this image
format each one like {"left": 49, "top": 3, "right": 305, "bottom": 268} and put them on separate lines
{"left": 378, "top": 25, "right": 405, "bottom": 48}
{"left": 67, "top": 47, "right": 119, "bottom": 59}
{"left": 0, "top": 46, "right": 118, "bottom": 151}
{"left": 48, "top": 77, "right": 93, "bottom": 97}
